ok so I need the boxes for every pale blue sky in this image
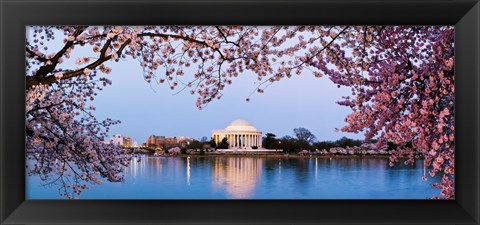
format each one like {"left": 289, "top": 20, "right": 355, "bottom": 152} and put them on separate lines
{"left": 91, "top": 60, "right": 363, "bottom": 143}
{"left": 28, "top": 26, "right": 365, "bottom": 144}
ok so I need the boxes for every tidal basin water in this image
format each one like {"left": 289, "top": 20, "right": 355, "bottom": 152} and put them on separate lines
{"left": 27, "top": 156, "right": 442, "bottom": 199}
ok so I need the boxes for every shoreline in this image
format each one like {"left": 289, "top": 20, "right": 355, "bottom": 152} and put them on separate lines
{"left": 142, "top": 153, "right": 400, "bottom": 159}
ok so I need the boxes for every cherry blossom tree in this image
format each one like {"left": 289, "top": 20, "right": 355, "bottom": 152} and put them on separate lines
{"left": 308, "top": 26, "right": 454, "bottom": 199}
{"left": 26, "top": 26, "right": 454, "bottom": 199}
{"left": 167, "top": 147, "right": 182, "bottom": 156}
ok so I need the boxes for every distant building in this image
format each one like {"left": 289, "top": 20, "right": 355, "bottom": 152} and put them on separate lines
{"left": 147, "top": 135, "right": 165, "bottom": 148}
{"left": 109, "top": 134, "right": 132, "bottom": 148}
{"left": 123, "top": 137, "right": 132, "bottom": 148}
{"left": 146, "top": 135, "right": 193, "bottom": 149}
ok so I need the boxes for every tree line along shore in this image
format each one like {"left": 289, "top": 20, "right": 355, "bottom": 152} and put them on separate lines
{"left": 122, "top": 128, "right": 420, "bottom": 159}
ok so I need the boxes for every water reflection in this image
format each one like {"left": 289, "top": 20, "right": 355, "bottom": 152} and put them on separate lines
{"left": 187, "top": 157, "right": 191, "bottom": 186}
{"left": 27, "top": 156, "right": 444, "bottom": 199}
{"left": 212, "top": 158, "right": 263, "bottom": 198}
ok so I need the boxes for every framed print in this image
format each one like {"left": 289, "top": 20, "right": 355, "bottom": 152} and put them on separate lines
{"left": 1, "top": 0, "right": 479, "bottom": 224}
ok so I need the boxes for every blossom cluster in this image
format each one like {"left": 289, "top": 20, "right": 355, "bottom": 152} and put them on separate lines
{"left": 167, "top": 147, "right": 182, "bottom": 155}
{"left": 298, "top": 143, "right": 390, "bottom": 155}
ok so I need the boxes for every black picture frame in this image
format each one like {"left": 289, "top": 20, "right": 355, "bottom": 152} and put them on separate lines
{"left": 1, "top": 0, "right": 479, "bottom": 224}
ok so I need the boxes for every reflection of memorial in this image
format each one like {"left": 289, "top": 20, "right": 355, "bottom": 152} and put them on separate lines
{"left": 212, "top": 158, "right": 263, "bottom": 198}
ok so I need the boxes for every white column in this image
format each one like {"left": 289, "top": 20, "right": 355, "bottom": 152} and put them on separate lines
{"left": 252, "top": 135, "right": 255, "bottom": 147}
{"left": 246, "top": 134, "right": 248, "bottom": 147}
{"left": 245, "top": 134, "right": 248, "bottom": 148}
{"left": 243, "top": 134, "right": 245, "bottom": 148}
{"left": 240, "top": 134, "right": 243, "bottom": 148}
{"left": 245, "top": 134, "right": 247, "bottom": 148}
{"left": 259, "top": 135, "right": 262, "bottom": 148}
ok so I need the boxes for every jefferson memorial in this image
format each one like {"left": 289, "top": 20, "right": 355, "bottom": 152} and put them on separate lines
{"left": 212, "top": 119, "right": 262, "bottom": 149}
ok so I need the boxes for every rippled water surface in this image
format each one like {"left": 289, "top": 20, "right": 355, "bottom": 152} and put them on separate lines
{"left": 27, "top": 156, "right": 442, "bottom": 199}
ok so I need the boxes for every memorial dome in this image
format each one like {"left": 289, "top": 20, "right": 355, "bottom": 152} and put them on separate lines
{"left": 225, "top": 119, "right": 257, "bottom": 132}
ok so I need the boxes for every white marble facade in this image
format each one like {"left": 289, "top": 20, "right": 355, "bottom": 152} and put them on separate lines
{"left": 212, "top": 119, "right": 262, "bottom": 149}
